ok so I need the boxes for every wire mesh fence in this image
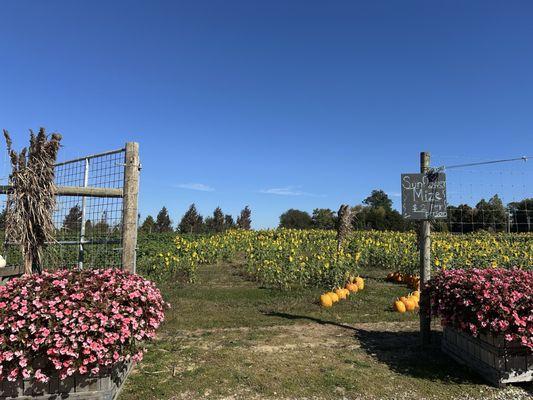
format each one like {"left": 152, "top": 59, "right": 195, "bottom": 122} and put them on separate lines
{"left": 1, "top": 148, "right": 126, "bottom": 270}
{"left": 431, "top": 155, "right": 532, "bottom": 234}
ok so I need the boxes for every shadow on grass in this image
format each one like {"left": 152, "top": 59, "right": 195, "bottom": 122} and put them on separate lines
{"left": 264, "top": 311, "right": 487, "bottom": 385}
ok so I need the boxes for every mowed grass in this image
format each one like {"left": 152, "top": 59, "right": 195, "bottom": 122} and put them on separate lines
{"left": 119, "top": 264, "right": 532, "bottom": 400}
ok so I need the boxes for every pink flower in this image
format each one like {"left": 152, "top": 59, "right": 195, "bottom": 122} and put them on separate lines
{"left": 0, "top": 269, "right": 167, "bottom": 382}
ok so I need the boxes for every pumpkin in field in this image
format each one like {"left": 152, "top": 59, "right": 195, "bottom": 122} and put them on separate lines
{"left": 335, "top": 288, "right": 347, "bottom": 300}
{"left": 394, "top": 299, "right": 406, "bottom": 313}
{"left": 346, "top": 283, "right": 358, "bottom": 293}
{"left": 411, "top": 290, "right": 420, "bottom": 300}
{"left": 320, "top": 294, "right": 333, "bottom": 308}
{"left": 355, "top": 277, "right": 365, "bottom": 290}
{"left": 410, "top": 297, "right": 419, "bottom": 309}
{"left": 403, "top": 298, "right": 416, "bottom": 312}
{"left": 327, "top": 292, "right": 339, "bottom": 303}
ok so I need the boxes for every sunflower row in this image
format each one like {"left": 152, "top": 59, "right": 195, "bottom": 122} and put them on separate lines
{"left": 139, "top": 229, "right": 532, "bottom": 286}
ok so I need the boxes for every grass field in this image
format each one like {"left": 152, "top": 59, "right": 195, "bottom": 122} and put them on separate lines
{"left": 119, "top": 262, "right": 532, "bottom": 400}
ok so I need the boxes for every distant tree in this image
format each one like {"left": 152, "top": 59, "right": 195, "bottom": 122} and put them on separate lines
{"left": 311, "top": 208, "right": 336, "bottom": 230}
{"left": 447, "top": 204, "right": 475, "bottom": 233}
{"left": 85, "top": 219, "right": 93, "bottom": 233}
{"left": 474, "top": 199, "right": 490, "bottom": 230}
{"left": 179, "top": 204, "right": 204, "bottom": 234}
{"left": 204, "top": 216, "right": 214, "bottom": 232}
{"left": 508, "top": 198, "right": 533, "bottom": 232}
{"left": 212, "top": 207, "right": 225, "bottom": 232}
{"left": 224, "top": 214, "right": 235, "bottom": 230}
{"left": 93, "top": 212, "right": 110, "bottom": 234}
{"left": 356, "top": 190, "right": 408, "bottom": 231}
{"left": 155, "top": 207, "right": 173, "bottom": 233}
{"left": 63, "top": 205, "right": 82, "bottom": 232}
{"left": 236, "top": 206, "right": 252, "bottom": 230}
{"left": 140, "top": 215, "right": 156, "bottom": 233}
{"left": 279, "top": 209, "right": 313, "bottom": 229}
{"left": 363, "top": 190, "right": 393, "bottom": 211}
{"left": 486, "top": 194, "right": 507, "bottom": 232}
{"left": 350, "top": 205, "right": 367, "bottom": 230}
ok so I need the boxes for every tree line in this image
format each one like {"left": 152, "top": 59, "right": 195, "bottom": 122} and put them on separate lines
{"left": 44, "top": 191, "right": 531, "bottom": 235}
{"left": 278, "top": 190, "right": 533, "bottom": 233}
{"left": 139, "top": 204, "right": 252, "bottom": 234}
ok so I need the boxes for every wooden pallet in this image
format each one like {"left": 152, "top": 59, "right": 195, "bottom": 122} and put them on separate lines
{"left": 0, "top": 265, "right": 24, "bottom": 278}
{"left": 442, "top": 326, "right": 532, "bottom": 387}
{"left": 0, "top": 361, "right": 132, "bottom": 399}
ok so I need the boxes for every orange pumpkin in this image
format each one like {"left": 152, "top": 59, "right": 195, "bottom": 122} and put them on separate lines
{"left": 346, "top": 283, "right": 358, "bottom": 293}
{"left": 320, "top": 294, "right": 333, "bottom": 308}
{"left": 327, "top": 292, "right": 339, "bottom": 303}
{"left": 394, "top": 299, "right": 406, "bottom": 313}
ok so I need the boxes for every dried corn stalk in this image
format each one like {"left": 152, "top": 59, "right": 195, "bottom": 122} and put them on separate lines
{"left": 336, "top": 204, "right": 352, "bottom": 252}
{"left": 3, "top": 128, "right": 62, "bottom": 274}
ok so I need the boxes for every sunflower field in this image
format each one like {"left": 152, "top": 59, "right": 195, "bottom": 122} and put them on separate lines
{"left": 138, "top": 229, "right": 533, "bottom": 289}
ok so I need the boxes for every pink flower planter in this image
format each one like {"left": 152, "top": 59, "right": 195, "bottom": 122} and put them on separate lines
{"left": 442, "top": 326, "right": 532, "bottom": 387}
{"left": 0, "top": 361, "right": 131, "bottom": 399}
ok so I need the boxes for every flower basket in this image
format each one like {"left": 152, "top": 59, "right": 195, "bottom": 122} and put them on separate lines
{"left": 0, "top": 361, "right": 131, "bottom": 399}
{"left": 442, "top": 326, "right": 532, "bottom": 387}
{"left": 0, "top": 269, "right": 167, "bottom": 398}
{"left": 426, "top": 268, "right": 532, "bottom": 386}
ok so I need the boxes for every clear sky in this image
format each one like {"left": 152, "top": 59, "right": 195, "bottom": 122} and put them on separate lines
{"left": 1, "top": 1, "right": 532, "bottom": 228}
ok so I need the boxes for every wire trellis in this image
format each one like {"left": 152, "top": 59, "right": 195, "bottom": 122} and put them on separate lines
{"left": 1, "top": 149, "right": 126, "bottom": 270}
{"left": 431, "top": 155, "right": 532, "bottom": 234}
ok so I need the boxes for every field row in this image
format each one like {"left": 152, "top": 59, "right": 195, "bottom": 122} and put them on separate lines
{"left": 138, "top": 229, "right": 533, "bottom": 289}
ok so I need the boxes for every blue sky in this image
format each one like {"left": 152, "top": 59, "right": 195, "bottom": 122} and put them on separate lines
{"left": 1, "top": 1, "right": 532, "bottom": 228}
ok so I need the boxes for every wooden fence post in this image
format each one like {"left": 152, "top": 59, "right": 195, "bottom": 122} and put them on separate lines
{"left": 122, "top": 142, "right": 140, "bottom": 273}
{"left": 420, "top": 151, "right": 432, "bottom": 345}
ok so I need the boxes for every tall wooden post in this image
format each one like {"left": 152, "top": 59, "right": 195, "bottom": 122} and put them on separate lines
{"left": 122, "top": 142, "right": 140, "bottom": 274}
{"left": 420, "top": 151, "right": 431, "bottom": 345}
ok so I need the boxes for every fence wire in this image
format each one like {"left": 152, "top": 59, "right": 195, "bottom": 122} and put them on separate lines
{"left": 1, "top": 148, "right": 126, "bottom": 270}
{"left": 431, "top": 155, "right": 532, "bottom": 233}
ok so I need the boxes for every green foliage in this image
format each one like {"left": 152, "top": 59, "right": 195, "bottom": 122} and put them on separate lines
{"left": 63, "top": 205, "right": 82, "bottom": 232}
{"left": 236, "top": 206, "right": 252, "bottom": 230}
{"left": 178, "top": 204, "right": 203, "bottom": 234}
{"left": 311, "top": 208, "right": 336, "bottom": 230}
{"left": 279, "top": 209, "right": 313, "bottom": 229}
{"left": 140, "top": 215, "right": 156, "bottom": 233}
{"left": 363, "top": 189, "right": 393, "bottom": 210}
{"left": 224, "top": 214, "right": 235, "bottom": 230}
{"left": 155, "top": 206, "right": 173, "bottom": 233}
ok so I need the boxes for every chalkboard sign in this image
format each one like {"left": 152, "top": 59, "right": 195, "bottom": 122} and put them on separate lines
{"left": 401, "top": 172, "right": 447, "bottom": 220}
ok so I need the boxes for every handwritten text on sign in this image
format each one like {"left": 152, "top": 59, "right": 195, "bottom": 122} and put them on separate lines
{"left": 401, "top": 172, "right": 447, "bottom": 220}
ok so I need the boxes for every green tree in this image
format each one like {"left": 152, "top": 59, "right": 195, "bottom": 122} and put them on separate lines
{"left": 63, "top": 205, "right": 82, "bottom": 232}
{"left": 224, "top": 214, "right": 235, "bottom": 229}
{"left": 447, "top": 204, "right": 475, "bottom": 233}
{"left": 508, "top": 198, "right": 532, "bottom": 232}
{"left": 279, "top": 209, "right": 313, "bottom": 229}
{"left": 140, "top": 215, "right": 156, "bottom": 233}
{"left": 212, "top": 207, "right": 225, "bottom": 233}
{"left": 93, "top": 212, "right": 110, "bottom": 234}
{"left": 178, "top": 204, "right": 204, "bottom": 234}
{"left": 486, "top": 194, "right": 507, "bottom": 231}
{"left": 155, "top": 207, "right": 173, "bottom": 233}
{"left": 236, "top": 206, "right": 252, "bottom": 230}
{"left": 311, "top": 208, "right": 336, "bottom": 230}
{"left": 363, "top": 190, "right": 393, "bottom": 211}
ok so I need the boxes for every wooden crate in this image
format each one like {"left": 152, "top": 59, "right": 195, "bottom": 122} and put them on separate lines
{"left": 0, "top": 361, "right": 132, "bottom": 399}
{"left": 442, "top": 326, "right": 532, "bottom": 387}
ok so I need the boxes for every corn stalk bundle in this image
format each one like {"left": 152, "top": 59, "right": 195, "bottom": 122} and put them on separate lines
{"left": 336, "top": 204, "right": 352, "bottom": 252}
{"left": 3, "top": 129, "right": 62, "bottom": 274}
